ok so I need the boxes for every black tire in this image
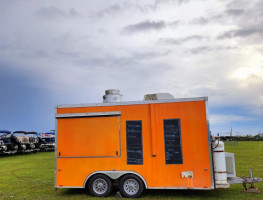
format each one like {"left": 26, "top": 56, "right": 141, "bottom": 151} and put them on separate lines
{"left": 88, "top": 174, "right": 112, "bottom": 197}
{"left": 119, "top": 174, "right": 144, "bottom": 198}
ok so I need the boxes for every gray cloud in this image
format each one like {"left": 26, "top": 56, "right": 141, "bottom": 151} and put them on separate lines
{"left": 190, "top": 8, "right": 243, "bottom": 26}
{"left": 76, "top": 49, "right": 170, "bottom": 68}
{"left": 155, "top": 0, "right": 191, "bottom": 5}
{"left": 35, "top": 6, "right": 79, "bottom": 19}
{"left": 122, "top": 19, "right": 180, "bottom": 34}
{"left": 144, "top": 0, "right": 191, "bottom": 11}
{"left": 168, "top": 20, "right": 180, "bottom": 28}
{"left": 159, "top": 35, "right": 209, "bottom": 45}
{"left": 97, "top": 28, "right": 108, "bottom": 34}
{"left": 217, "top": 1, "right": 263, "bottom": 40}
{"left": 217, "top": 30, "right": 237, "bottom": 39}
{"left": 190, "top": 17, "right": 209, "bottom": 25}
{"left": 190, "top": 9, "right": 244, "bottom": 26}
{"left": 187, "top": 45, "right": 238, "bottom": 54}
{"left": 218, "top": 27, "right": 263, "bottom": 39}
{"left": 93, "top": 4, "right": 121, "bottom": 18}
{"left": 122, "top": 20, "right": 166, "bottom": 34}
{"left": 225, "top": 9, "right": 244, "bottom": 16}
{"left": 129, "top": 49, "right": 172, "bottom": 60}
{"left": 189, "top": 46, "right": 211, "bottom": 54}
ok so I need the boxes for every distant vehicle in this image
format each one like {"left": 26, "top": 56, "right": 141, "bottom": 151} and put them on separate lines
{"left": 0, "top": 139, "right": 6, "bottom": 153}
{"left": 25, "top": 132, "right": 43, "bottom": 152}
{"left": 40, "top": 132, "right": 55, "bottom": 151}
{"left": 0, "top": 130, "right": 18, "bottom": 154}
{"left": 12, "top": 131, "right": 31, "bottom": 153}
{"left": 0, "top": 130, "right": 10, "bottom": 154}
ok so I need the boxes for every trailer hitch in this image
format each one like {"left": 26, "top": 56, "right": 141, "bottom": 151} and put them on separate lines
{"left": 227, "top": 168, "right": 261, "bottom": 193}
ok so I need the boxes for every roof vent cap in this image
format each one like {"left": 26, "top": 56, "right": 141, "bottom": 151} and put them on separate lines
{"left": 103, "top": 89, "right": 123, "bottom": 103}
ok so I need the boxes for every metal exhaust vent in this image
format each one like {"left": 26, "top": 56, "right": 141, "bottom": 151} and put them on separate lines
{"left": 144, "top": 93, "right": 174, "bottom": 101}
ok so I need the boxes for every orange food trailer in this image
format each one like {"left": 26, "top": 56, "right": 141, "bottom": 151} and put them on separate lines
{"left": 55, "top": 90, "right": 260, "bottom": 197}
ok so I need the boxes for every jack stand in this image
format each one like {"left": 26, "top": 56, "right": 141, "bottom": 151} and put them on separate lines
{"left": 243, "top": 168, "right": 261, "bottom": 193}
{"left": 244, "top": 187, "right": 260, "bottom": 193}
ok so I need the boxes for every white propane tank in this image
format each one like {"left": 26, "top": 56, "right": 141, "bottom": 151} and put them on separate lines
{"left": 212, "top": 140, "right": 230, "bottom": 188}
{"left": 103, "top": 89, "right": 123, "bottom": 103}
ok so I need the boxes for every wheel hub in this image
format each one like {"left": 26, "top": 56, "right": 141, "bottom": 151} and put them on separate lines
{"left": 128, "top": 182, "right": 135, "bottom": 189}
{"left": 93, "top": 178, "right": 108, "bottom": 194}
{"left": 124, "top": 179, "right": 139, "bottom": 195}
{"left": 97, "top": 182, "right": 104, "bottom": 189}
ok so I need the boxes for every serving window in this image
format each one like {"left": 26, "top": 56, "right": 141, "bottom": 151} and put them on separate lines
{"left": 57, "top": 114, "right": 120, "bottom": 157}
{"left": 163, "top": 119, "right": 183, "bottom": 164}
{"left": 126, "top": 121, "right": 143, "bottom": 165}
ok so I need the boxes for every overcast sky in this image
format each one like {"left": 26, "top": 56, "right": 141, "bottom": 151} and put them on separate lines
{"left": 0, "top": 0, "right": 262, "bottom": 135}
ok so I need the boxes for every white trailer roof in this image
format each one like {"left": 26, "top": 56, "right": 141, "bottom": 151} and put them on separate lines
{"left": 56, "top": 96, "right": 208, "bottom": 108}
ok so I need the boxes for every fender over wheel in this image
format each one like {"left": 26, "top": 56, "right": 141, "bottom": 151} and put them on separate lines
{"left": 88, "top": 174, "right": 112, "bottom": 197}
{"left": 119, "top": 174, "right": 144, "bottom": 198}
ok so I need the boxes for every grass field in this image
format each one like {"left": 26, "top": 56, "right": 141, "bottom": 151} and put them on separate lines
{"left": 0, "top": 141, "right": 262, "bottom": 200}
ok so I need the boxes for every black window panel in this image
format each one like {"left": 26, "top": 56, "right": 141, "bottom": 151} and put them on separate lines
{"left": 126, "top": 121, "right": 143, "bottom": 165}
{"left": 163, "top": 119, "right": 183, "bottom": 164}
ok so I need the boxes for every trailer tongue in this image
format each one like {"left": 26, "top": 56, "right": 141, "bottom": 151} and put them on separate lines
{"left": 212, "top": 137, "right": 261, "bottom": 193}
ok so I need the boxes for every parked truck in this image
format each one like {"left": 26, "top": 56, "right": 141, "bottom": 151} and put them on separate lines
{"left": 0, "top": 130, "right": 10, "bottom": 154}
{"left": 55, "top": 90, "right": 261, "bottom": 198}
{"left": 12, "top": 131, "right": 30, "bottom": 153}
{"left": 26, "top": 132, "right": 45, "bottom": 152}
{"left": 40, "top": 132, "right": 55, "bottom": 151}
{"left": 0, "top": 130, "right": 19, "bottom": 154}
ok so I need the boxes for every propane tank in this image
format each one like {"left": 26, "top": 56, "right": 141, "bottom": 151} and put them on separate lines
{"left": 103, "top": 89, "right": 122, "bottom": 103}
{"left": 212, "top": 139, "right": 230, "bottom": 188}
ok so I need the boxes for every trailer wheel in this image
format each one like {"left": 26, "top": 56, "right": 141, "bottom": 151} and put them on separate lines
{"left": 119, "top": 174, "right": 144, "bottom": 198}
{"left": 88, "top": 174, "right": 112, "bottom": 197}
